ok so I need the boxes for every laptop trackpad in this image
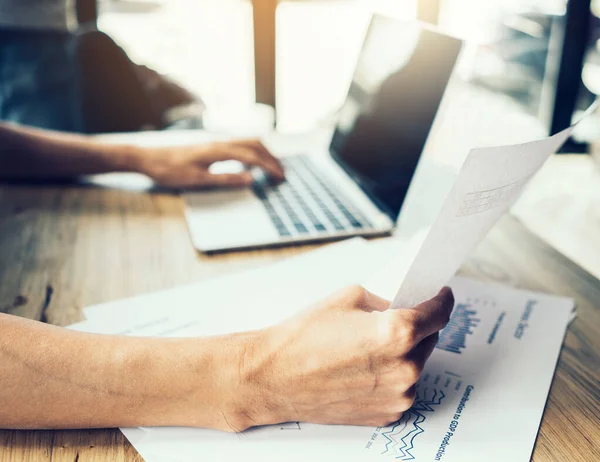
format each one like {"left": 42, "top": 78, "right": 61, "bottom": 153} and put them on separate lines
{"left": 183, "top": 189, "right": 279, "bottom": 251}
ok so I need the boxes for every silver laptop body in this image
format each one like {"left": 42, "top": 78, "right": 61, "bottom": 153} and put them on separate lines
{"left": 184, "top": 15, "right": 463, "bottom": 252}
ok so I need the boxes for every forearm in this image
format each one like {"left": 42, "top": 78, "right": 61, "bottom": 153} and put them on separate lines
{"left": 0, "top": 123, "right": 144, "bottom": 179}
{"left": 0, "top": 314, "right": 266, "bottom": 430}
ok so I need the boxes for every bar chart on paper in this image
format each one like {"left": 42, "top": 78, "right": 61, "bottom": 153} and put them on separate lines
{"left": 437, "top": 303, "right": 482, "bottom": 355}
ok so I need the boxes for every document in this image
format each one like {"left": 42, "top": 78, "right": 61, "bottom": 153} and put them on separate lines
{"left": 389, "top": 125, "right": 575, "bottom": 309}
{"left": 72, "top": 267, "right": 574, "bottom": 462}
{"left": 391, "top": 93, "right": 600, "bottom": 310}
{"left": 82, "top": 237, "right": 403, "bottom": 324}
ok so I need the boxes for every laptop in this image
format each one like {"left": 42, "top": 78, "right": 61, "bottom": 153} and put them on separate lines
{"left": 185, "top": 15, "right": 463, "bottom": 252}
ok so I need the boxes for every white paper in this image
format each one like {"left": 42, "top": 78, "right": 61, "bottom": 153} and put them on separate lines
{"left": 72, "top": 272, "right": 574, "bottom": 462}
{"left": 389, "top": 124, "right": 576, "bottom": 309}
{"left": 82, "top": 237, "right": 405, "bottom": 326}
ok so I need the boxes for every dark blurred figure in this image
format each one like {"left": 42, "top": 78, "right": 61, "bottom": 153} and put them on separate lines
{"left": 0, "top": 0, "right": 203, "bottom": 133}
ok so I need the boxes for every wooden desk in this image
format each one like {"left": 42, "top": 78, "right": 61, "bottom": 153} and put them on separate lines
{"left": 0, "top": 181, "right": 599, "bottom": 461}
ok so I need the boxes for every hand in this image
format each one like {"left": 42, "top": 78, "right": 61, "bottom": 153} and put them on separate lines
{"left": 227, "top": 286, "right": 454, "bottom": 431}
{"left": 137, "top": 139, "right": 285, "bottom": 188}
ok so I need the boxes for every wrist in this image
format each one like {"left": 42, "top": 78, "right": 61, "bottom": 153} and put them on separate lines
{"left": 211, "top": 328, "right": 294, "bottom": 431}
{"left": 117, "top": 144, "right": 148, "bottom": 174}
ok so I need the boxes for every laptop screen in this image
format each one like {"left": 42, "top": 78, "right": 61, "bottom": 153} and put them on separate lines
{"left": 330, "top": 16, "right": 462, "bottom": 219}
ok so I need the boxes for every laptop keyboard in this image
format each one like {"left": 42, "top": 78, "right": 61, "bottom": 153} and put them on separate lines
{"left": 252, "top": 155, "right": 373, "bottom": 237}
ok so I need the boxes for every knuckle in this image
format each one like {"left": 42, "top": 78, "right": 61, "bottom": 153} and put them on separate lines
{"left": 391, "top": 411, "right": 405, "bottom": 423}
{"left": 401, "top": 387, "right": 417, "bottom": 410}
{"left": 245, "top": 149, "right": 260, "bottom": 161}
{"left": 393, "top": 403, "right": 411, "bottom": 419}
{"left": 402, "top": 395, "right": 416, "bottom": 412}
{"left": 386, "top": 412, "right": 404, "bottom": 425}
{"left": 376, "top": 416, "right": 397, "bottom": 427}
{"left": 347, "top": 285, "right": 368, "bottom": 305}
{"left": 248, "top": 139, "right": 265, "bottom": 151}
{"left": 379, "top": 322, "right": 398, "bottom": 350}
{"left": 393, "top": 319, "right": 418, "bottom": 347}
{"left": 403, "top": 361, "right": 423, "bottom": 384}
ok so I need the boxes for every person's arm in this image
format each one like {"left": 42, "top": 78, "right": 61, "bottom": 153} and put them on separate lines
{"left": 0, "top": 286, "right": 453, "bottom": 431}
{"left": 0, "top": 122, "right": 284, "bottom": 188}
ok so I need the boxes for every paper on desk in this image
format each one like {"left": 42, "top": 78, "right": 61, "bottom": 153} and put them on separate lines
{"left": 390, "top": 119, "right": 581, "bottom": 309}
{"left": 81, "top": 237, "right": 405, "bottom": 325}
{"left": 72, "top": 265, "right": 574, "bottom": 462}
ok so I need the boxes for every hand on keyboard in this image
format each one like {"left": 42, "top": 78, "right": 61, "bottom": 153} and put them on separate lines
{"left": 139, "top": 139, "right": 285, "bottom": 189}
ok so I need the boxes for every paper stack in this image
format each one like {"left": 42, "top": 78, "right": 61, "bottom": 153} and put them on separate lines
{"left": 70, "top": 237, "right": 574, "bottom": 462}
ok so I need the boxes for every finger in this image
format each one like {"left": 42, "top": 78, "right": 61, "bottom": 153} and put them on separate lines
{"left": 234, "top": 139, "right": 285, "bottom": 179}
{"left": 396, "top": 287, "right": 454, "bottom": 347}
{"left": 396, "top": 334, "right": 439, "bottom": 387}
{"left": 357, "top": 288, "right": 391, "bottom": 313}
{"left": 406, "top": 332, "right": 439, "bottom": 367}
{"left": 215, "top": 146, "right": 284, "bottom": 180}
{"left": 220, "top": 141, "right": 285, "bottom": 180}
{"left": 201, "top": 172, "right": 254, "bottom": 188}
{"left": 204, "top": 145, "right": 260, "bottom": 164}
{"left": 404, "top": 384, "right": 418, "bottom": 403}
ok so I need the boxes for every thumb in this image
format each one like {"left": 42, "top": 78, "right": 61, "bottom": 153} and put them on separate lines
{"left": 394, "top": 287, "right": 455, "bottom": 347}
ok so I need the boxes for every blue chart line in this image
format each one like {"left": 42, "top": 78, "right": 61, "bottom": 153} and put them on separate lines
{"left": 381, "top": 388, "right": 446, "bottom": 460}
{"left": 436, "top": 303, "right": 480, "bottom": 354}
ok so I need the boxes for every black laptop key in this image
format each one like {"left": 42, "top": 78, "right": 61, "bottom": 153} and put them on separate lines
{"left": 254, "top": 154, "right": 377, "bottom": 236}
{"left": 294, "top": 222, "right": 308, "bottom": 234}
{"left": 272, "top": 189, "right": 310, "bottom": 235}
{"left": 277, "top": 226, "right": 291, "bottom": 237}
{"left": 283, "top": 177, "right": 328, "bottom": 232}
{"left": 253, "top": 185, "right": 267, "bottom": 200}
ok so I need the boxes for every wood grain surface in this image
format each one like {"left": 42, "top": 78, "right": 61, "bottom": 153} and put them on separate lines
{"left": 0, "top": 180, "right": 598, "bottom": 462}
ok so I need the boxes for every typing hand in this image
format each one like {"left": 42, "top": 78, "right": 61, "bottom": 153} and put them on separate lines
{"left": 227, "top": 286, "right": 454, "bottom": 431}
{"left": 139, "top": 139, "right": 285, "bottom": 188}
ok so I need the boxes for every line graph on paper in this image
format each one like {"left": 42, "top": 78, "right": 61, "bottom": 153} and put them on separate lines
{"left": 377, "top": 372, "right": 463, "bottom": 460}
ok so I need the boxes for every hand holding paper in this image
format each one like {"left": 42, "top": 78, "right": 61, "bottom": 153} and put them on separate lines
{"left": 253, "top": 286, "right": 454, "bottom": 429}
{"left": 73, "top": 240, "right": 577, "bottom": 462}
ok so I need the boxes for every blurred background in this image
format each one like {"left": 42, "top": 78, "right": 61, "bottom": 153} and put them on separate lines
{"left": 90, "top": 0, "right": 597, "bottom": 146}
{"left": 2, "top": 1, "right": 600, "bottom": 300}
